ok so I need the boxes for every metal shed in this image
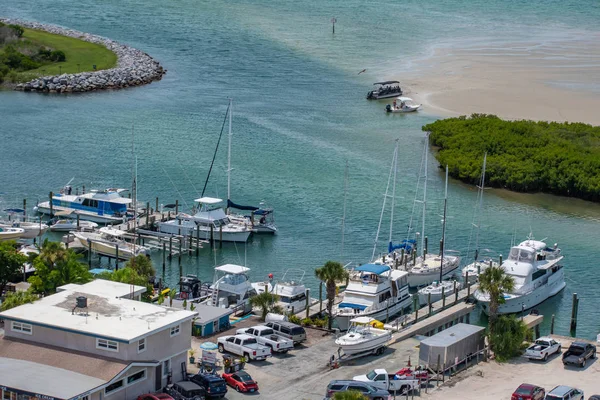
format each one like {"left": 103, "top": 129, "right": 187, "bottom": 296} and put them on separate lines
{"left": 419, "top": 323, "right": 485, "bottom": 369}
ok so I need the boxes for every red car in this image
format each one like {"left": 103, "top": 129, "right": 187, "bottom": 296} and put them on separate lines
{"left": 511, "top": 384, "right": 545, "bottom": 400}
{"left": 137, "top": 394, "right": 174, "bottom": 400}
{"left": 222, "top": 370, "right": 259, "bottom": 393}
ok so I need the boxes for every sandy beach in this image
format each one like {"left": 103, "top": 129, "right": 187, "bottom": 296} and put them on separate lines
{"left": 402, "top": 33, "right": 600, "bottom": 125}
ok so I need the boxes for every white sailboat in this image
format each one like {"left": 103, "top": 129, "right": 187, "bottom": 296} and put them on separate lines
{"left": 474, "top": 235, "right": 566, "bottom": 314}
{"left": 335, "top": 317, "right": 392, "bottom": 355}
{"left": 461, "top": 154, "right": 499, "bottom": 283}
{"left": 417, "top": 280, "right": 462, "bottom": 306}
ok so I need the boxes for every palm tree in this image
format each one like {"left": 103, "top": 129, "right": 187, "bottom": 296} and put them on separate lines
{"left": 249, "top": 291, "right": 280, "bottom": 321}
{"left": 38, "top": 239, "right": 68, "bottom": 268}
{"left": 0, "top": 289, "right": 39, "bottom": 311}
{"left": 333, "top": 391, "right": 368, "bottom": 400}
{"left": 478, "top": 266, "right": 515, "bottom": 334}
{"left": 125, "top": 255, "right": 155, "bottom": 279}
{"left": 315, "top": 261, "right": 349, "bottom": 330}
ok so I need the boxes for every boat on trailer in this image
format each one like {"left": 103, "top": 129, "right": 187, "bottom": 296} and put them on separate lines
{"left": 335, "top": 317, "right": 392, "bottom": 356}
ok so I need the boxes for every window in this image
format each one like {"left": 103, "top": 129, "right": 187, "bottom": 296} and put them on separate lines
{"left": 11, "top": 321, "right": 32, "bottom": 335}
{"left": 163, "top": 359, "right": 171, "bottom": 377}
{"left": 105, "top": 380, "right": 124, "bottom": 394}
{"left": 127, "top": 370, "right": 146, "bottom": 385}
{"left": 96, "top": 338, "right": 119, "bottom": 352}
{"left": 138, "top": 338, "right": 146, "bottom": 353}
{"left": 170, "top": 324, "right": 180, "bottom": 337}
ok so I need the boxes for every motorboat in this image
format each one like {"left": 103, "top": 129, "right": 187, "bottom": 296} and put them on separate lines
{"left": 417, "top": 280, "right": 462, "bottom": 306}
{"left": 176, "top": 274, "right": 210, "bottom": 302}
{"left": 335, "top": 317, "right": 392, "bottom": 355}
{"left": 366, "top": 81, "right": 403, "bottom": 100}
{"left": 408, "top": 252, "right": 461, "bottom": 288}
{"left": 461, "top": 251, "right": 499, "bottom": 284}
{"left": 49, "top": 218, "right": 98, "bottom": 232}
{"left": 0, "top": 227, "right": 25, "bottom": 241}
{"left": 252, "top": 269, "right": 316, "bottom": 314}
{"left": 227, "top": 201, "right": 277, "bottom": 234}
{"left": 0, "top": 221, "right": 48, "bottom": 239}
{"left": 19, "top": 244, "right": 39, "bottom": 276}
{"left": 385, "top": 97, "right": 421, "bottom": 113}
{"left": 335, "top": 264, "right": 411, "bottom": 331}
{"left": 158, "top": 197, "right": 252, "bottom": 242}
{"left": 207, "top": 264, "right": 257, "bottom": 313}
{"left": 72, "top": 227, "right": 149, "bottom": 259}
{"left": 35, "top": 184, "right": 133, "bottom": 224}
{"left": 474, "top": 236, "right": 565, "bottom": 315}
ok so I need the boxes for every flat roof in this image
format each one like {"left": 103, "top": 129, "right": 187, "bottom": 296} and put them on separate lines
{"left": 421, "top": 323, "right": 485, "bottom": 347}
{"left": 0, "top": 285, "right": 197, "bottom": 342}
{"left": 215, "top": 264, "right": 250, "bottom": 274}
{"left": 56, "top": 279, "right": 147, "bottom": 298}
{"left": 193, "top": 304, "right": 233, "bottom": 324}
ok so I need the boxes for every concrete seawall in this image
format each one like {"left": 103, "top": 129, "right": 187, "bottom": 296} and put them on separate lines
{"left": 1, "top": 18, "right": 166, "bottom": 93}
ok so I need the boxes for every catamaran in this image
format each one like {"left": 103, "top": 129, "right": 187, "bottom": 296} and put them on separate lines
{"left": 474, "top": 235, "right": 565, "bottom": 314}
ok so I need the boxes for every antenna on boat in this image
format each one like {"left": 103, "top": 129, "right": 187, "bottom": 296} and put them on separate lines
{"left": 440, "top": 165, "right": 448, "bottom": 282}
{"left": 341, "top": 160, "right": 349, "bottom": 261}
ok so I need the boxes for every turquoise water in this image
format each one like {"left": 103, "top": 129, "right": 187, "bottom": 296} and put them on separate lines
{"left": 2, "top": 0, "right": 600, "bottom": 339}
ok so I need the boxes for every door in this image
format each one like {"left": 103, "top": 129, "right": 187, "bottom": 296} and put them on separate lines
{"left": 155, "top": 364, "right": 162, "bottom": 390}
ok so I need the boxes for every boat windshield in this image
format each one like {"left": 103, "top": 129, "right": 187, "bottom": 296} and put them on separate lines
{"left": 508, "top": 247, "right": 535, "bottom": 263}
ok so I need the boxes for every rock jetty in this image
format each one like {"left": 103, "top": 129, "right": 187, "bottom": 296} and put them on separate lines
{"left": 1, "top": 18, "right": 166, "bottom": 93}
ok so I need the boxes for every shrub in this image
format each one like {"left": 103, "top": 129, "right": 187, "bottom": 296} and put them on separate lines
{"left": 8, "top": 24, "right": 24, "bottom": 38}
{"left": 301, "top": 318, "right": 313, "bottom": 326}
{"left": 50, "top": 50, "right": 66, "bottom": 62}
{"left": 288, "top": 315, "right": 301, "bottom": 325}
{"left": 488, "top": 315, "right": 528, "bottom": 362}
{"left": 7, "top": 71, "right": 18, "bottom": 83}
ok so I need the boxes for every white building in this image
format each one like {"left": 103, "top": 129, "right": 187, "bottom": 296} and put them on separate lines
{"left": 0, "top": 280, "right": 197, "bottom": 400}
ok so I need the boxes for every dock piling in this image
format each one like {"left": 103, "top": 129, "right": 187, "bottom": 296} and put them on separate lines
{"left": 424, "top": 236, "right": 428, "bottom": 256}
{"left": 319, "top": 282, "right": 323, "bottom": 313}
{"left": 155, "top": 197, "right": 159, "bottom": 214}
{"left": 115, "top": 245, "right": 119, "bottom": 270}
{"left": 169, "top": 236, "right": 173, "bottom": 260}
{"left": 442, "top": 286, "right": 446, "bottom": 308}
{"left": 466, "top": 271, "right": 470, "bottom": 297}
{"left": 570, "top": 293, "right": 578, "bottom": 334}
{"left": 219, "top": 225, "right": 223, "bottom": 248}
{"left": 550, "top": 314, "right": 555, "bottom": 334}
{"left": 146, "top": 202, "right": 150, "bottom": 227}
{"left": 49, "top": 192, "right": 54, "bottom": 217}
{"left": 428, "top": 292, "right": 432, "bottom": 316}
{"left": 210, "top": 225, "right": 214, "bottom": 245}
{"left": 195, "top": 227, "right": 200, "bottom": 256}
{"left": 413, "top": 294, "right": 419, "bottom": 321}
{"left": 175, "top": 199, "right": 179, "bottom": 215}
{"left": 162, "top": 242, "right": 166, "bottom": 274}
{"left": 23, "top": 199, "right": 26, "bottom": 218}
{"left": 499, "top": 254, "right": 503, "bottom": 265}
{"left": 454, "top": 281, "right": 458, "bottom": 304}
{"left": 76, "top": 214, "right": 80, "bottom": 229}
{"left": 87, "top": 239, "right": 92, "bottom": 268}
{"left": 178, "top": 238, "right": 182, "bottom": 264}
{"left": 305, "top": 289, "right": 310, "bottom": 319}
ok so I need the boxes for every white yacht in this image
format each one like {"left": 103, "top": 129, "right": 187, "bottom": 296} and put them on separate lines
{"left": 158, "top": 197, "right": 251, "bottom": 242}
{"left": 0, "top": 221, "right": 48, "bottom": 239}
{"left": 35, "top": 185, "right": 132, "bottom": 224}
{"left": 49, "top": 218, "right": 98, "bottom": 232}
{"left": 73, "top": 227, "right": 149, "bottom": 259}
{"left": 417, "top": 280, "right": 462, "bottom": 306}
{"left": 335, "top": 317, "right": 392, "bottom": 355}
{"left": 408, "top": 252, "right": 461, "bottom": 288}
{"left": 335, "top": 264, "right": 411, "bottom": 331}
{"left": 252, "top": 269, "right": 316, "bottom": 314}
{"left": 207, "top": 264, "right": 257, "bottom": 313}
{"left": 474, "top": 237, "right": 565, "bottom": 315}
{"left": 0, "top": 227, "right": 25, "bottom": 241}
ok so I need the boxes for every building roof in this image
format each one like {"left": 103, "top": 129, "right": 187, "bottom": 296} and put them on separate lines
{"left": 193, "top": 304, "right": 233, "bottom": 325}
{"left": 0, "top": 284, "right": 197, "bottom": 343}
{"left": 420, "top": 323, "right": 485, "bottom": 348}
{"left": 56, "top": 279, "right": 146, "bottom": 298}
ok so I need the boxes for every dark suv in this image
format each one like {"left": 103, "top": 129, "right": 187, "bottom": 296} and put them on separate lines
{"left": 165, "top": 381, "right": 206, "bottom": 400}
{"left": 325, "top": 380, "right": 390, "bottom": 400}
{"left": 189, "top": 373, "right": 228, "bottom": 399}
{"left": 264, "top": 321, "right": 307, "bottom": 344}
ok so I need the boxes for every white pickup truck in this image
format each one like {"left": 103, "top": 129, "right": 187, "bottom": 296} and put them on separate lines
{"left": 236, "top": 325, "right": 294, "bottom": 353}
{"left": 217, "top": 334, "right": 272, "bottom": 361}
{"left": 524, "top": 337, "right": 561, "bottom": 361}
{"left": 353, "top": 369, "right": 419, "bottom": 394}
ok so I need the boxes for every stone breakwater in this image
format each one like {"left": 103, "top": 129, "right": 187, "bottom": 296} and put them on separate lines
{"left": 1, "top": 18, "right": 166, "bottom": 93}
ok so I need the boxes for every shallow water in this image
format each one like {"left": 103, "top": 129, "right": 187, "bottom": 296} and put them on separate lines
{"left": 1, "top": 0, "right": 599, "bottom": 339}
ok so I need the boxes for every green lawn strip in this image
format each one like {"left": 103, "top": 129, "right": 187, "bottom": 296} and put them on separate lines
{"left": 18, "top": 28, "right": 117, "bottom": 78}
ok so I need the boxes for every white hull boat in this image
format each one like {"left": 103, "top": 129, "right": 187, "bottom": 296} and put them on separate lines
{"left": 252, "top": 269, "right": 316, "bottom": 314}
{"left": 49, "top": 219, "right": 99, "bottom": 232}
{"left": 335, "top": 317, "right": 392, "bottom": 355}
{"left": 0, "top": 221, "right": 48, "bottom": 239}
{"left": 0, "top": 227, "right": 25, "bottom": 241}
{"left": 408, "top": 253, "right": 461, "bottom": 287}
{"left": 461, "top": 257, "right": 499, "bottom": 284}
{"left": 73, "top": 231, "right": 149, "bottom": 259}
{"left": 474, "top": 237, "right": 566, "bottom": 315}
{"left": 418, "top": 280, "right": 461, "bottom": 306}
{"left": 206, "top": 264, "right": 257, "bottom": 312}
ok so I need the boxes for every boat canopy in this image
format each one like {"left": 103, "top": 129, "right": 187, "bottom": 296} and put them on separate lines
{"left": 350, "top": 316, "right": 377, "bottom": 324}
{"left": 397, "top": 96, "right": 413, "bottom": 102}
{"left": 215, "top": 264, "right": 250, "bottom": 275}
{"left": 227, "top": 199, "right": 259, "bottom": 212}
{"left": 194, "top": 197, "right": 223, "bottom": 204}
{"left": 356, "top": 264, "right": 391, "bottom": 275}
{"left": 374, "top": 81, "right": 399, "bottom": 85}
{"left": 338, "top": 302, "right": 368, "bottom": 310}
{"left": 388, "top": 239, "right": 415, "bottom": 253}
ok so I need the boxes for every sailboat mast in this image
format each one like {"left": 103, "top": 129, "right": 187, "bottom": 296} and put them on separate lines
{"left": 474, "top": 153, "right": 487, "bottom": 260}
{"left": 341, "top": 160, "right": 349, "bottom": 261}
{"left": 421, "top": 135, "right": 428, "bottom": 255}
{"left": 227, "top": 98, "right": 233, "bottom": 214}
{"left": 388, "top": 140, "right": 399, "bottom": 248}
{"left": 371, "top": 141, "right": 397, "bottom": 261}
{"left": 440, "top": 165, "right": 448, "bottom": 282}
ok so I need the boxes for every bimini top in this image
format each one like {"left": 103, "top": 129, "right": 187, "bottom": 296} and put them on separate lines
{"left": 397, "top": 96, "right": 413, "bottom": 102}
{"left": 215, "top": 264, "right": 250, "bottom": 275}
{"left": 374, "top": 81, "right": 399, "bottom": 85}
{"left": 194, "top": 197, "right": 223, "bottom": 204}
{"left": 350, "top": 316, "right": 377, "bottom": 324}
{"left": 356, "top": 264, "right": 391, "bottom": 275}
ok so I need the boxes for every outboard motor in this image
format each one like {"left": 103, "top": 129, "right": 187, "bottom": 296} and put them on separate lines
{"left": 367, "top": 91, "right": 373, "bottom": 99}
{"left": 385, "top": 104, "right": 392, "bottom": 112}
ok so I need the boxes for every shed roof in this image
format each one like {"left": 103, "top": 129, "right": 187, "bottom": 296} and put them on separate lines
{"left": 193, "top": 304, "right": 234, "bottom": 325}
{"left": 420, "top": 323, "right": 485, "bottom": 347}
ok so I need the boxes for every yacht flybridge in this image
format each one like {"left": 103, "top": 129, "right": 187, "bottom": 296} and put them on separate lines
{"left": 474, "top": 236, "right": 565, "bottom": 314}
{"left": 207, "top": 264, "right": 257, "bottom": 313}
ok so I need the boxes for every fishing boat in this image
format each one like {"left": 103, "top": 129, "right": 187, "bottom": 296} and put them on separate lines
{"left": 34, "top": 182, "right": 133, "bottom": 224}
{"left": 0, "top": 209, "right": 48, "bottom": 239}
{"left": 158, "top": 197, "right": 251, "bottom": 242}
{"left": 175, "top": 274, "right": 210, "bottom": 302}
{"left": 72, "top": 227, "right": 149, "bottom": 259}
{"left": 49, "top": 218, "right": 98, "bottom": 232}
{"left": 417, "top": 280, "right": 462, "bottom": 306}
{"left": 252, "top": 269, "right": 316, "bottom": 314}
{"left": 385, "top": 97, "right": 421, "bottom": 113}
{"left": 207, "top": 264, "right": 257, "bottom": 313}
{"left": 0, "top": 227, "right": 25, "bottom": 241}
{"left": 474, "top": 235, "right": 565, "bottom": 314}
{"left": 335, "top": 317, "right": 392, "bottom": 355}
{"left": 366, "top": 81, "right": 403, "bottom": 100}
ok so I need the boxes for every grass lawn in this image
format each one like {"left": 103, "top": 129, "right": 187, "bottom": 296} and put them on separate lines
{"left": 18, "top": 28, "right": 117, "bottom": 79}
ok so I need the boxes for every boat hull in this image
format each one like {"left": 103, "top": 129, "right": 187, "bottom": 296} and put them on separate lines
{"left": 368, "top": 92, "right": 403, "bottom": 100}
{"left": 73, "top": 233, "right": 148, "bottom": 259}
{"left": 158, "top": 221, "right": 251, "bottom": 242}
{"left": 0, "top": 229, "right": 25, "bottom": 241}
{"left": 418, "top": 283, "right": 461, "bottom": 306}
{"left": 336, "top": 296, "right": 412, "bottom": 331}
{"left": 50, "top": 222, "right": 98, "bottom": 232}
{"left": 36, "top": 203, "right": 123, "bottom": 223}
{"left": 335, "top": 330, "right": 392, "bottom": 355}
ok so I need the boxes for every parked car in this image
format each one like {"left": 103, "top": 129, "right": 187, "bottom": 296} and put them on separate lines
{"left": 137, "top": 394, "right": 174, "bottom": 400}
{"left": 589, "top": 396, "right": 600, "bottom": 400}
{"left": 545, "top": 386, "right": 584, "bottom": 400}
{"left": 353, "top": 369, "right": 419, "bottom": 394}
{"left": 165, "top": 381, "right": 206, "bottom": 400}
{"left": 237, "top": 325, "right": 294, "bottom": 353}
{"left": 189, "top": 373, "right": 228, "bottom": 399}
{"left": 325, "top": 380, "right": 392, "bottom": 400}
{"left": 264, "top": 321, "right": 307, "bottom": 344}
{"left": 525, "top": 337, "right": 561, "bottom": 361}
{"left": 222, "top": 370, "right": 259, "bottom": 393}
{"left": 562, "top": 342, "right": 596, "bottom": 368}
{"left": 511, "top": 383, "right": 545, "bottom": 400}
{"left": 217, "top": 333, "right": 272, "bottom": 361}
